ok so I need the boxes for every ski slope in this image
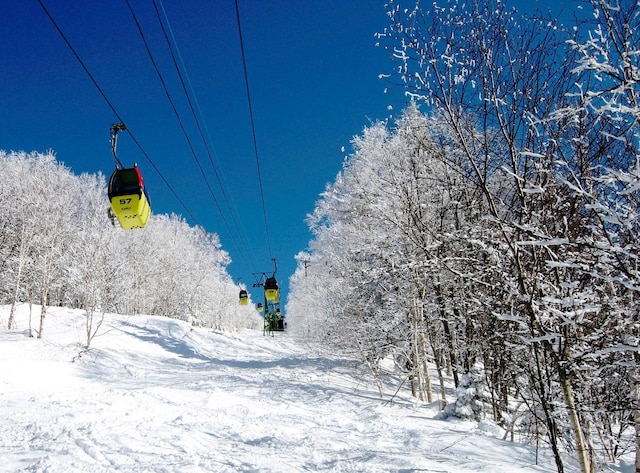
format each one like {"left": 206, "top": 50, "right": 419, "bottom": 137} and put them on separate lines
{"left": 0, "top": 305, "right": 581, "bottom": 472}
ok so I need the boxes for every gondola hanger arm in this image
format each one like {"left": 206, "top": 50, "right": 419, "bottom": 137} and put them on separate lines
{"left": 110, "top": 122, "right": 127, "bottom": 169}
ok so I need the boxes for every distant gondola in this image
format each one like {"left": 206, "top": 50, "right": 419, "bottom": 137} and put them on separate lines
{"left": 239, "top": 289, "right": 249, "bottom": 305}
{"left": 264, "top": 276, "right": 279, "bottom": 303}
{"left": 251, "top": 260, "right": 284, "bottom": 335}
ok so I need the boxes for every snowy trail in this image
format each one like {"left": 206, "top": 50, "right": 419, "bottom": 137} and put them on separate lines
{"left": 0, "top": 306, "right": 575, "bottom": 472}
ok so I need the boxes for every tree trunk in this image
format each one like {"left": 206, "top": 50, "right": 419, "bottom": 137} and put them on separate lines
{"left": 38, "top": 286, "right": 48, "bottom": 340}
{"left": 528, "top": 339, "right": 565, "bottom": 473}
{"left": 409, "top": 298, "right": 418, "bottom": 398}
{"left": 427, "top": 329, "right": 447, "bottom": 407}
{"left": 559, "top": 372, "right": 592, "bottom": 473}
{"left": 7, "top": 257, "right": 22, "bottom": 329}
{"left": 441, "top": 318, "right": 460, "bottom": 387}
{"left": 411, "top": 297, "right": 432, "bottom": 401}
{"left": 8, "top": 224, "right": 29, "bottom": 330}
{"left": 7, "top": 302, "right": 17, "bottom": 330}
{"left": 633, "top": 366, "right": 640, "bottom": 473}
{"left": 25, "top": 300, "right": 33, "bottom": 337}
{"left": 420, "top": 332, "right": 433, "bottom": 403}
{"left": 38, "top": 302, "right": 46, "bottom": 339}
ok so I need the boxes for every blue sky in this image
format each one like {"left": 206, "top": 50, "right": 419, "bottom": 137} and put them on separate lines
{"left": 1, "top": 1, "right": 565, "bottom": 306}
{"left": 1, "top": 1, "right": 410, "bottom": 304}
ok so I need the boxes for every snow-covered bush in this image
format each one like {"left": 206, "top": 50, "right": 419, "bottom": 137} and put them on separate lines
{"left": 439, "top": 364, "right": 489, "bottom": 422}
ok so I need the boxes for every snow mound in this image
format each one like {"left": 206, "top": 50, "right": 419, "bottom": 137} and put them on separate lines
{"left": 0, "top": 304, "right": 573, "bottom": 472}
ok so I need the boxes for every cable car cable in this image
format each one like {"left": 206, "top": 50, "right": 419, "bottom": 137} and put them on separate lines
{"left": 155, "top": 0, "right": 260, "bottom": 270}
{"left": 234, "top": 0, "right": 274, "bottom": 260}
{"left": 36, "top": 0, "right": 121, "bottom": 126}
{"left": 124, "top": 0, "right": 245, "bottom": 241}
{"left": 151, "top": 0, "right": 258, "bottom": 270}
{"left": 36, "top": 0, "right": 199, "bottom": 226}
{"left": 234, "top": 1, "right": 285, "bottom": 313}
{"left": 124, "top": 0, "right": 257, "bottom": 263}
{"left": 39, "top": 0, "right": 275, "bottom": 291}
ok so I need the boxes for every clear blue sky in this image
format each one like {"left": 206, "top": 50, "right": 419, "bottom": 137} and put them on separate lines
{"left": 1, "top": 1, "right": 564, "bottom": 306}
{"left": 0, "top": 1, "right": 409, "bottom": 304}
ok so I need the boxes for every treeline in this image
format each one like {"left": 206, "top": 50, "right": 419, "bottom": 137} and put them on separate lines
{"left": 0, "top": 150, "right": 260, "bottom": 340}
{"left": 287, "top": 1, "right": 639, "bottom": 472}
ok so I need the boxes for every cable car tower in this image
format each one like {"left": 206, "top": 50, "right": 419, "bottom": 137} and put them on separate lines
{"left": 107, "top": 123, "right": 152, "bottom": 230}
{"left": 252, "top": 259, "right": 285, "bottom": 335}
{"left": 235, "top": 1, "right": 283, "bottom": 336}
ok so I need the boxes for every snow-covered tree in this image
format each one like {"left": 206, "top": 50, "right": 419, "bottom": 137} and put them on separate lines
{"left": 375, "top": 1, "right": 639, "bottom": 471}
{"left": 0, "top": 150, "right": 259, "bottom": 335}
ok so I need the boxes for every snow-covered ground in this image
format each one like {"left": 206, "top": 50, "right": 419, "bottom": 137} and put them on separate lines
{"left": 0, "top": 304, "right": 584, "bottom": 472}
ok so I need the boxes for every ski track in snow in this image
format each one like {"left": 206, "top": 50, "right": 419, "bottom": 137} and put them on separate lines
{"left": 0, "top": 305, "right": 581, "bottom": 473}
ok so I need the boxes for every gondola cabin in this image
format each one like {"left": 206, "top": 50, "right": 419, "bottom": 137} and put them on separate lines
{"left": 264, "top": 277, "right": 279, "bottom": 303}
{"left": 275, "top": 308, "right": 285, "bottom": 331}
{"left": 108, "top": 165, "right": 151, "bottom": 230}
{"left": 239, "top": 289, "right": 249, "bottom": 305}
{"left": 257, "top": 302, "right": 263, "bottom": 313}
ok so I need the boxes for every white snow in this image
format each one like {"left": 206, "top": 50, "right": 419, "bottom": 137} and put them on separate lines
{"left": 0, "top": 304, "right": 580, "bottom": 473}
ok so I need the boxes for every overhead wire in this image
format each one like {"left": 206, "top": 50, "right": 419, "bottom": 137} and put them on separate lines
{"left": 124, "top": 0, "right": 261, "bottom": 271}
{"left": 151, "top": 0, "right": 258, "bottom": 270}
{"left": 38, "top": 0, "right": 276, "bottom": 278}
{"left": 234, "top": 0, "right": 274, "bottom": 262}
{"left": 123, "top": 0, "right": 227, "bottom": 217}
{"left": 35, "top": 0, "right": 199, "bottom": 226}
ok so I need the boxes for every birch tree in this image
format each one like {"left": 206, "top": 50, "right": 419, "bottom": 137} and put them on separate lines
{"left": 378, "top": 0, "right": 638, "bottom": 471}
{"left": 0, "top": 150, "right": 259, "bottom": 334}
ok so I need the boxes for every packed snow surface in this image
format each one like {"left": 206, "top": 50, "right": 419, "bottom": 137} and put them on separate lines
{"left": 0, "top": 305, "right": 579, "bottom": 472}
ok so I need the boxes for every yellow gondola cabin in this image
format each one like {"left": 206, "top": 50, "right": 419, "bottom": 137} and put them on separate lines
{"left": 108, "top": 165, "right": 152, "bottom": 230}
{"left": 264, "top": 276, "right": 279, "bottom": 303}
{"left": 239, "top": 289, "right": 249, "bottom": 305}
